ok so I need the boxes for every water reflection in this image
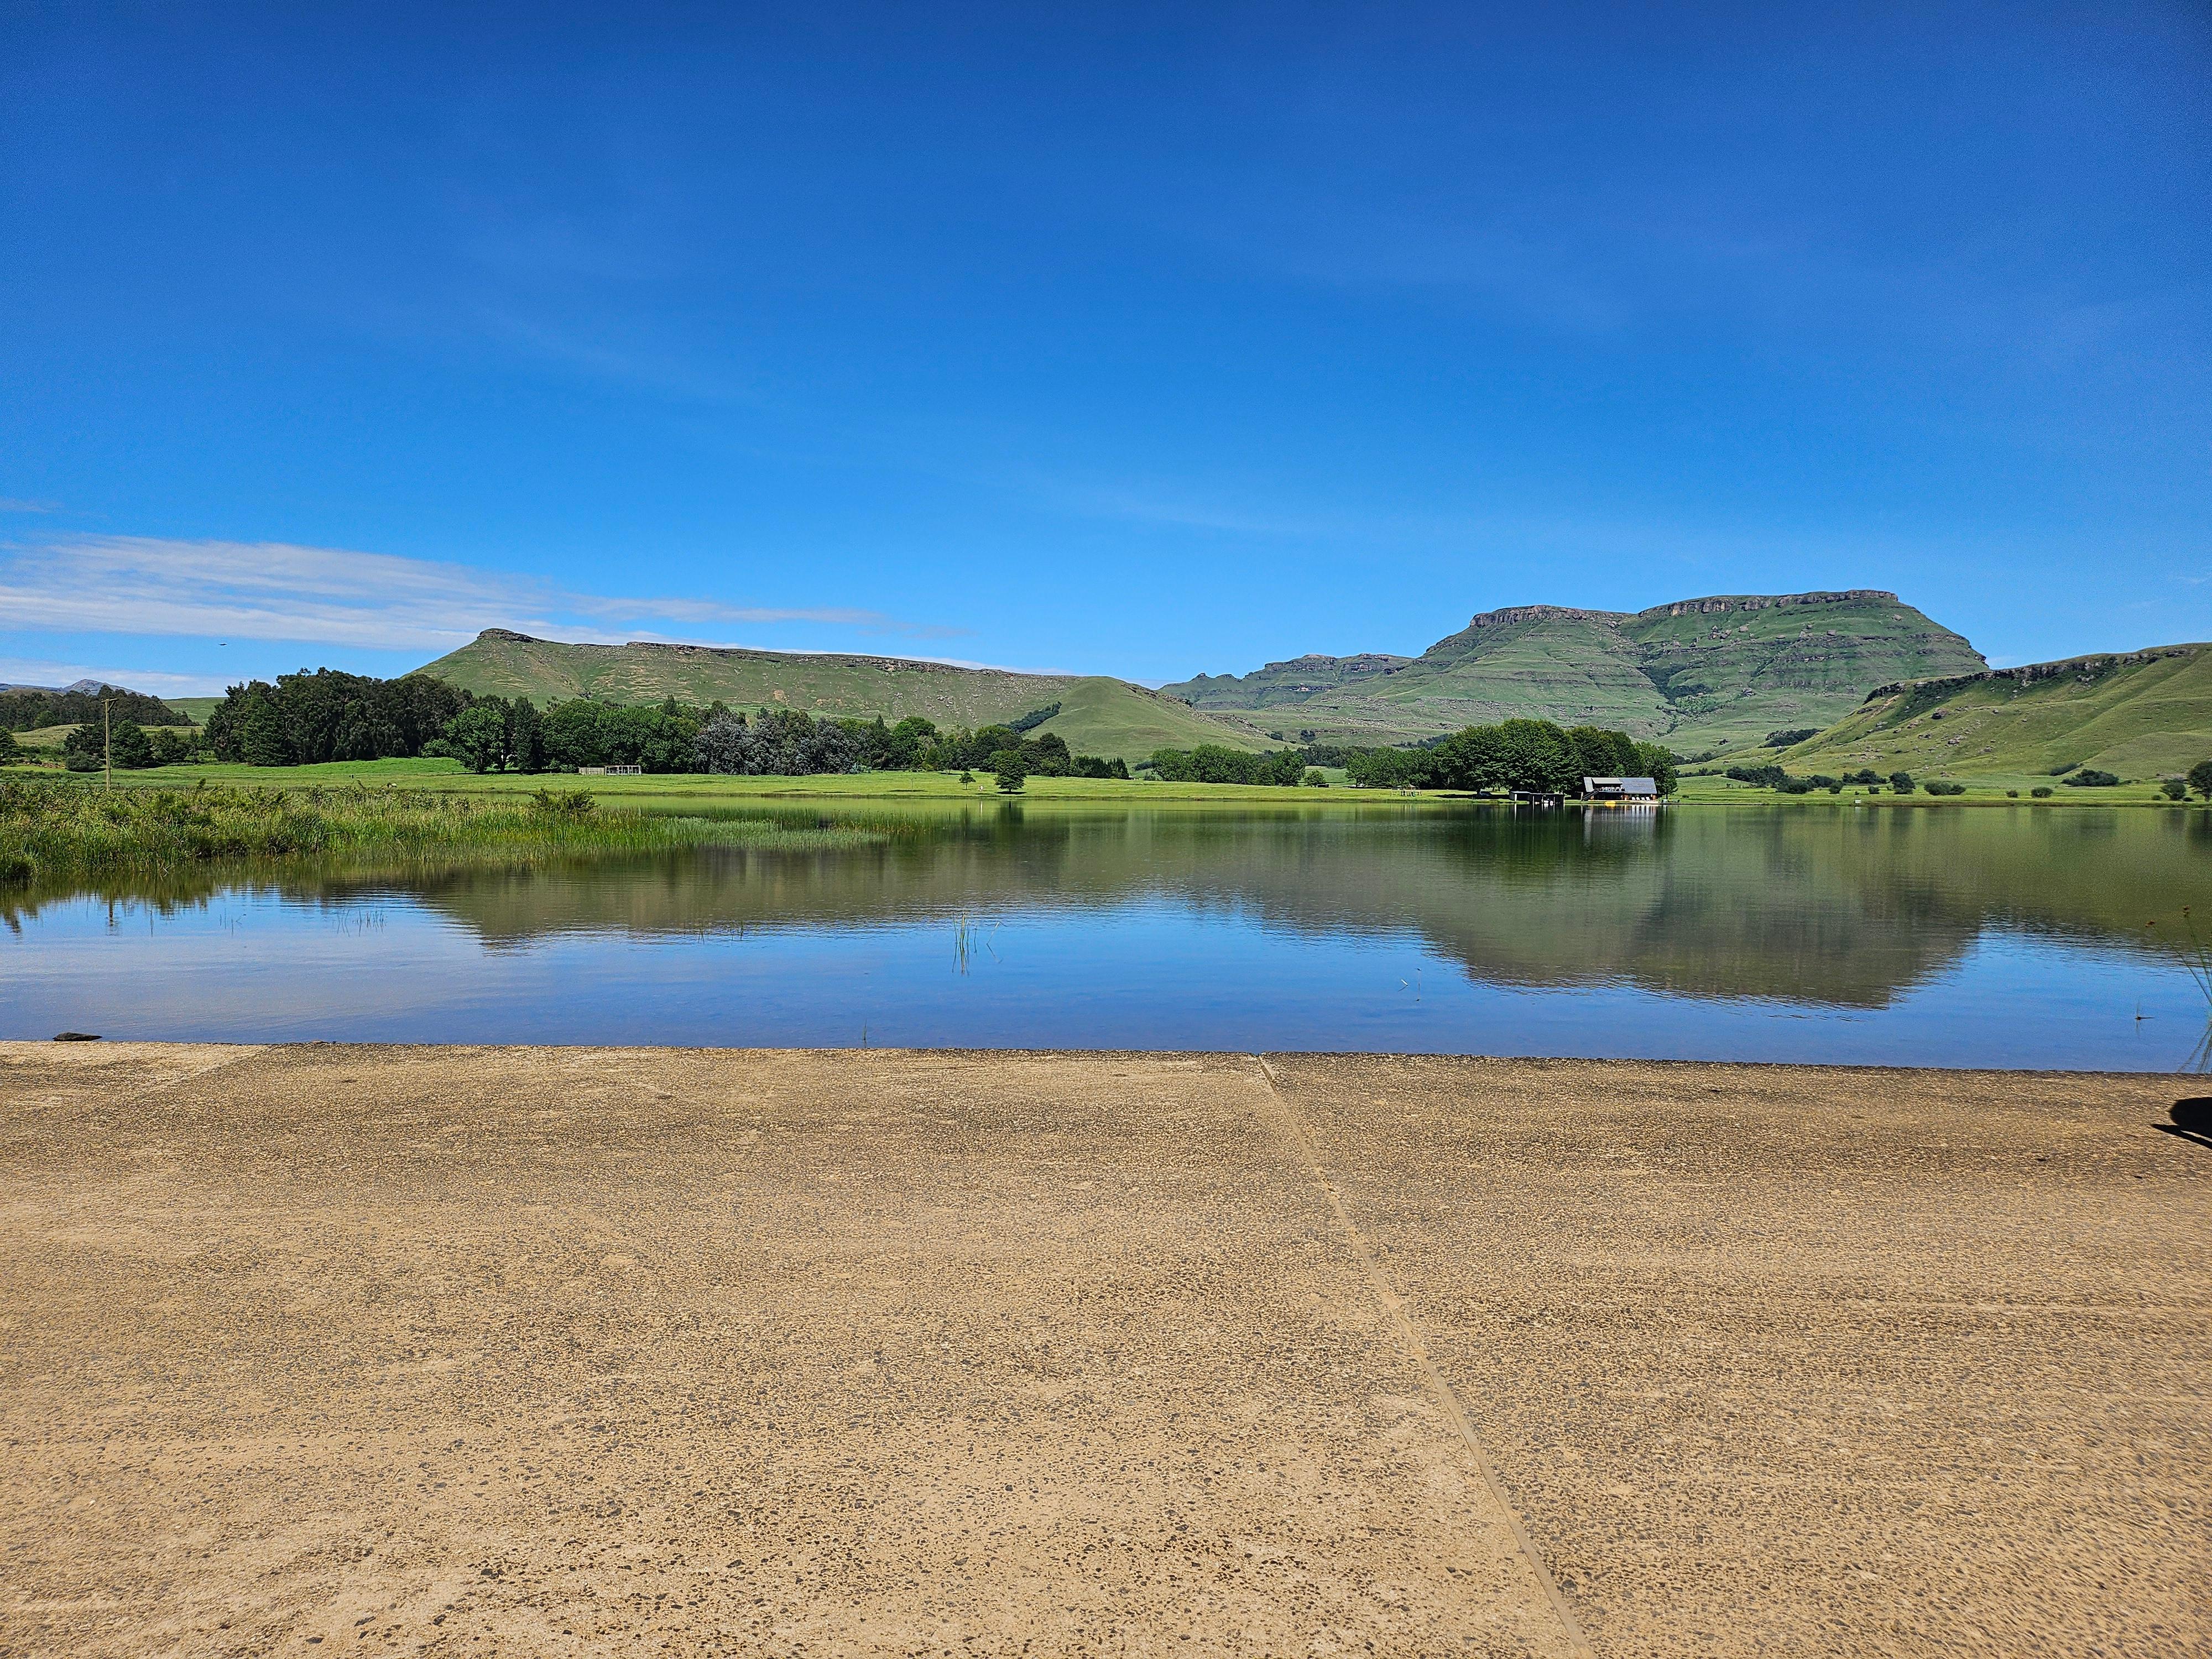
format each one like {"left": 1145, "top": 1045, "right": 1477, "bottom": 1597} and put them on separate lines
{"left": 8, "top": 803, "right": 2201, "bottom": 1018}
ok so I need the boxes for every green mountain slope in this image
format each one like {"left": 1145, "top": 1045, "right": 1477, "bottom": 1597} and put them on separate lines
{"left": 1768, "top": 643, "right": 2212, "bottom": 781}
{"left": 416, "top": 630, "right": 1267, "bottom": 763}
{"left": 1164, "top": 591, "right": 1984, "bottom": 753}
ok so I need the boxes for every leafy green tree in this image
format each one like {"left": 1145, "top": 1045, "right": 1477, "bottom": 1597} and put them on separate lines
{"left": 1566, "top": 725, "right": 1638, "bottom": 780}
{"left": 2189, "top": 759, "right": 2212, "bottom": 801}
{"left": 237, "top": 690, "right": 291, "bottom": 766}
{"left": 148, "top": 727, "right": 201, "bottom": 765}
{"left": 991, "top": 749, "right": 1027, "bottom": 792}
{"left": 107, "top": 720, "right": 155, "bottom": 769}
{"left": 1344, "top": 746, "right": 1428, "bottom": 788}
{"left": 1888, "top": 770, "right": 1916, "bottom": 795}
{"left": 508, "top": 698, "right": 546, "bottom": 774}
{"left": 444, "top": 705, "right": 510, "bottom": 773}
{"left": 1631, "top": 741, "right": 1679, "bottom": 795}
{"left": 1302, "top": 768, "right": 1327, "bottom": 787}
{"left": 0, "top": 728, "right": 21, "bottom": 764}
{"left": 884, "top": 716, "right": 937, "bottom": 770}
{"left": 2160, "top": 778, "right": 2187, "bottom": 800}
{"left": 204, "top": 670, "right": 462, "bottom": 764}
{"left": 60, "top": 723, "right": 103, "bottom": 771}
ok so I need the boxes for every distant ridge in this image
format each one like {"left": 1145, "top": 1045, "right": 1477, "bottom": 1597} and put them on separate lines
{"left": 0, "top": 677, "right": 146, "bottom": 696}
{"left": 1163, "top": 589, "right": 1983, "bottom": 752}
{"left": 416, "top": 629, "right": 1270, "bottom": 764}
{"left": 1767, "top": 641, "right": 2212, "bottom": 781}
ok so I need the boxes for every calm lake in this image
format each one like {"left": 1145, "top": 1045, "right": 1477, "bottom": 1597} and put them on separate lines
{"left": 6, "top": 801, "right": 2208, "bottom": 1069}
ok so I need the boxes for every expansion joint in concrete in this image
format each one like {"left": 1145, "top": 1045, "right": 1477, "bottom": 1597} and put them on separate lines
{"left": 1251, "top": 1053, "right": 1594, "bottom": 1658}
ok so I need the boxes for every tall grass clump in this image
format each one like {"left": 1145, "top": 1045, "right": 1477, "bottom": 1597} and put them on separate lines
{"left": 0, "top": 778, "right": 880, "bottom": 885}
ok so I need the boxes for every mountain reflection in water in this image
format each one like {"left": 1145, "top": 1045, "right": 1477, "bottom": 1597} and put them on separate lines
{"left": 5, "top": 802, "right": 2206, "bottom": 1067}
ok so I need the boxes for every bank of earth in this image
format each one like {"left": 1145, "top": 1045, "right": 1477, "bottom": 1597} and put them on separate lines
{"left": 3, "top": 1042, "right": 2201, "bottom": 1658}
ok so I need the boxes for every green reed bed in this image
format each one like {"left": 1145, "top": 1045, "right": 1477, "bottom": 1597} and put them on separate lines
{"left": 0, "top": 778, "right": 882, "bottom": 884}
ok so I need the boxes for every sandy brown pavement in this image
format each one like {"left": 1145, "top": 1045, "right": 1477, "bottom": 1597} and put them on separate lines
{"left": 0, "top": 1043, "right": 2203, "bottom": 1657}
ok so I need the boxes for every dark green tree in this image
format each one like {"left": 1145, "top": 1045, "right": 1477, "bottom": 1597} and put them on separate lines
{"left": 2189, "top": 759, "right": 2212, "bottom": 801}
{"left": 238, "top": 691, "right": 290, "bottom": 766}
{"left": 107, "top": 720, "right": 155, "bottom": 769}
{"left": 60, "top": 723, "right": 104, "bottom": 771}
{"left": 508, "top": 698, "right": 546, "bottom": 774}
{"left": 991, "top": 749, "right": 1027, "bottom": 792}
{"left": 444, "top": 705, "right": 510, "bottom": 773}
{"left": 148, "top": 726, "right": 202, "bottom": 765}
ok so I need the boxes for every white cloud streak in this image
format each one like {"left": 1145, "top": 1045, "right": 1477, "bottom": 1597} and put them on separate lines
{"left": 0, "top": 656, "right": 226, "bottom": 696}
{"left": 0, "top": 535, "right": 957, "bottom": 654}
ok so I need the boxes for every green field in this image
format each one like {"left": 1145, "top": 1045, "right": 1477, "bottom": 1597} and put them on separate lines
{"left": 1741, "top": 643, "right": 2212, "bottom": 783}
{"left": 14, "top": 752, "right": 2192, "bottom": 811}
{"left": 1164, "top": 590, "right": 1985, "bottom": 753}
{"left": 415, "top": 630, "right": 1269, "bottom": 764}
{"left": 5, "top": 755, "right": 1369, "bottom": 805}
{"left": 1671, "top": 774, "right": 2188, "bottom": 808}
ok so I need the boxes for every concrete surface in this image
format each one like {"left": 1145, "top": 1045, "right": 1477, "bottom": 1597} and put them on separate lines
{"left": 0, "top": 1042, "right": 2202, "bottom": 1657}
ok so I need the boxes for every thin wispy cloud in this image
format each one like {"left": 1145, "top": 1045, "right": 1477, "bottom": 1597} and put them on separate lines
{"left": 0, "top": 498, "right": 61, "bottom": 514}
{"left": 0, "top": 535, "right": 959, "bottom": 654}
{"left": 0, "top": 656, "right": 222, "bottom": 696}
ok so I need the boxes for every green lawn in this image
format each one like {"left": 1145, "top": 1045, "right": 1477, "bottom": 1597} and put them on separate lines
{"left": 3, "top": 758, "right": 1374, "bottom": 806}
{"left": 10, "top": 755, "right": 2193, "bottom": 808}
{"left": 1674, "top": 773, "right": 2189, "bottom": 807}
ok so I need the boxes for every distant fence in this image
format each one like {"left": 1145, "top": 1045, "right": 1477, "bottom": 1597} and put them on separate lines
{"left": 578, "top": 765, "right": 643, "bottom": 776}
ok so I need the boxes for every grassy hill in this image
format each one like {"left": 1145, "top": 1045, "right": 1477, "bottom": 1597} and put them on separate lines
{"left": 415, "top": 630, "right": 1269, "bottom": 764}
{"left": 1165, "top": 591, "right": 1984, "bottom": 754}
{"left": 1763, "top": 643, "right": 2212, "bottom": 782}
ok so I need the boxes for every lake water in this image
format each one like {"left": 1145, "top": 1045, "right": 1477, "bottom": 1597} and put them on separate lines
{"left": 6, "top": 802, "right": 2208, "bottom": 1070}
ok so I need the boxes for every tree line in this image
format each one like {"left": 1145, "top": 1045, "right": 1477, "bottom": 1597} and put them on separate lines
{"left": 178, "top": 672, "right": 1130, "bottom": 778}
{"left": 2, "top": 685, "right": 191, "bottom": 734}
{"left": 1142, "top": 719, "right": 1677, "bottom": 794}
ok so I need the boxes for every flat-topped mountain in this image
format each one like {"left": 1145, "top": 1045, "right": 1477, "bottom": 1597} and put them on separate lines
{"left": 416, "top": 629, "right": 1269, "bottom": 764}
{"left": 1164, "top": 591, "right": 1985, "bottom": 753}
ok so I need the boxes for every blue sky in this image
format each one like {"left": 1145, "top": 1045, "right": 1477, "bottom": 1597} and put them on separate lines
{"left": 2, "top": 2, "right": 2206, "bottom": 695}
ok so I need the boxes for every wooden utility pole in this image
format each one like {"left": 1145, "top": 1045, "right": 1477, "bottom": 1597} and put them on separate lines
{"left": 103, "top": 692, "right": 112, "bottom": 790}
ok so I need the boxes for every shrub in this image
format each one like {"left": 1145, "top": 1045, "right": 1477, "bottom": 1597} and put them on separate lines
{"left": 1888, "top": 771, "right": 1916, "bottom": 795}
{"left": 1302, "top": 768, "right": 1327, "bottom": 787}
{"left": 107, "top": 721, "right": 156, "bottom": 769}
{"left": 2064, "top": 769, "right": 2119, "bottom": 788}
{"left": 2007, "top": 789, "right": 2020, "bottom": 798}
{"left": 2031, "top": 786, "right": 2053, "bottom": 798}
{"left": 60, "top": 725, "right": 104, "bottom": 772}
{"left": 1725, "top": 764, "right": 1787, "bottom": 789}
{"left": 2161, "top": 778, "right": 2188, "bottom": 801}
{"left": 1924, "top": 779, "right": 1966, "bottom": 796}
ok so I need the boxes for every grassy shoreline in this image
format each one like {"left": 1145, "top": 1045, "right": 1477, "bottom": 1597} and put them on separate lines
{"left": 0, "top": 776, "right": 885, "bottom": 885}
{"left": 4, "top": 755, "right": 2197, "bottom": 813}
